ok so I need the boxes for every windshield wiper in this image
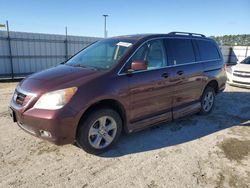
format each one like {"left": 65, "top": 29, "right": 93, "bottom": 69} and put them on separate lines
{"left": 71, "top": 64, "right": 98, "bottom": 70}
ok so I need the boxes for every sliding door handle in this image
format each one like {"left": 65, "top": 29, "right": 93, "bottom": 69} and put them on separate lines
{"left": 161, "top": 72, "right": 169, "bottom": 78}
{"left": 177, "top": 71, "right": 184, "bottom": 75}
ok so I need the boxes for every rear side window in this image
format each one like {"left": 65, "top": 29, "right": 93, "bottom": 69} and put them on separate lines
{"left": 167, "top": 39, "right": 195, "bottom": 65}
{"left": 196, "top": 40, "right": 220, "bottom": 61}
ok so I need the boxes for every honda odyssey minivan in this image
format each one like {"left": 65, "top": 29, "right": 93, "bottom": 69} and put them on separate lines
{"left": 10, "top": 32, "right": 227, "bottom": 154}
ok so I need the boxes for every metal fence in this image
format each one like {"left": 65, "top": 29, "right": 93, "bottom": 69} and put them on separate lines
{"left": 1, "top": 30, "right": 249, "bottom": 79}
{"left": 220, "top": 46, "right": 249, "bottom": 64}
{"left": 0, "top": 30, "right": 102, "bottom": 79}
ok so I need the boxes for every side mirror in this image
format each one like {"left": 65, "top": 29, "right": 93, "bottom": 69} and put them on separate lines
{"left": 128, "top": 60, "right": 147, "bottom": 73}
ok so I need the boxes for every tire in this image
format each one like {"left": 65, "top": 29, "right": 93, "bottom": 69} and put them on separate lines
{"left": 199, "top": 86, "right": 215, "bottom": 115}
{"left": 76, "top": 108, "right": 122, "bottom": 154}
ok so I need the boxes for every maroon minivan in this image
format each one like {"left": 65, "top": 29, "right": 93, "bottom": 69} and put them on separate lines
{"left": 10, "top": 32, "right": 227, "bottom": 154}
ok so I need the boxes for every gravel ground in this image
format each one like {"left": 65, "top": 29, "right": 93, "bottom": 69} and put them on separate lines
{"left": 0, "top": 82, "right": 249, "bottom": 188}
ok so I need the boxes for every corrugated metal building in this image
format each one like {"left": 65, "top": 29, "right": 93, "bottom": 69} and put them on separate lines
{"left": 0, "top": 31, "right": 102, "bottom": 79}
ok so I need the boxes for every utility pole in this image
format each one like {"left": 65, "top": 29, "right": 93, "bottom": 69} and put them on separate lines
{"left": 102, "top": 14, "right": 108, "bottom": 38}
{"left": 5, "top": 21, "right": 14, "bottom": 79}
{"left": 65, "top": 26, "right": 68, "bottom": 60}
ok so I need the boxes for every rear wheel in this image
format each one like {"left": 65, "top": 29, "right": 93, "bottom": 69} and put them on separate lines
{"left": 76, "top": 108, "right": 122, "bottom": 154}
{"left": 199, "top": 86, "right": 215, "bottom": 115}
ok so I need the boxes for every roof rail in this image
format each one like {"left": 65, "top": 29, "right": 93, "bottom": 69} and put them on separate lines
{"left": 168, "top": 31, "right": 206, "bottom": 37}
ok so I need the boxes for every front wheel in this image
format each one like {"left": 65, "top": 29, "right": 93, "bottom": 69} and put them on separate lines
{"left": 199, "top": 86, "right": 215, "bottom": 115}
{"left": 76, "top": 108, "right": 122, "bottom": 154}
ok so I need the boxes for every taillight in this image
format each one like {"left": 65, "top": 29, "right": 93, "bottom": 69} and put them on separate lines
{"left": 224, "top": 64, "right": 227, "bottom": 71}
{"left": 225, "top": 64, "right": 232, "bottom": 74}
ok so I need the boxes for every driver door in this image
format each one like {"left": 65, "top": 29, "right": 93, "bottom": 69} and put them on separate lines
{"left": 125, "top": 39, "right": 175, "bottom": 131}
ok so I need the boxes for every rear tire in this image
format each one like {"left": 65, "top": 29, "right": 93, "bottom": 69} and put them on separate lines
{"left": 199, "top": 86, "right": 215, "bottom": 115}
{"left": 76, "top": 108, "right": 122, "bottom": 154}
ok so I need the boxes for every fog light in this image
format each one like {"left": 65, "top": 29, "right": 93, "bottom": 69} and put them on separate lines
{"left": 39, "top": 130, "right": 51, "bottom": 137}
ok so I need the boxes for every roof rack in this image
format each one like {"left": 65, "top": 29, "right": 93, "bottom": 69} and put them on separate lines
{"left": 168, "top": 31, "right": 206, "bottom": 37}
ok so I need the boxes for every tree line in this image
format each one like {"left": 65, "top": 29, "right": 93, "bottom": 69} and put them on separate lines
{"left": 210, "top": 35, "right": 250, "bottom": 46}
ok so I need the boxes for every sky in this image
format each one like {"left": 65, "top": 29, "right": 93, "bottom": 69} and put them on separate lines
{"left": 0, "top": 0, "right": 249, "bottom": 37}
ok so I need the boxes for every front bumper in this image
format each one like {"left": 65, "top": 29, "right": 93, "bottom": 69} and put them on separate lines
{"left": 227, "top": 81, "right": 250, "bottom": 89}
{"left": 227, "top": 73, "right": 250, "bottom": 89}
{"left": 10, "top": 100, "right": 79, "bottom": 145}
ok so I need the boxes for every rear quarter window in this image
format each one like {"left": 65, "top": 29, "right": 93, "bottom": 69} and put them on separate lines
{"left": 196, "top": 40, "right": 220, "bottom": 61}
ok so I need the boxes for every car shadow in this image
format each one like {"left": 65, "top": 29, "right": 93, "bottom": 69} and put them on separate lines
{"left": 100, "top": 90, "right": 250, "bottom": 157}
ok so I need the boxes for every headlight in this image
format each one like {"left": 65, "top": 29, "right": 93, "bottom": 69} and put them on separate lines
{"left": 34, "top": 87, "right": 77, "bottom": 110}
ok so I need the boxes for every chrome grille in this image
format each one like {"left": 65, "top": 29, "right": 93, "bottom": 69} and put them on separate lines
{"left": 233, "top": 73, "right": 250, "bottom": 78}
{"left": 232, "top": 80, "right": 250, "bottom": 85}
{"left": 13, "top": 86, "right": 37, "bottom": 107}
{"left": 233, "top": 70, "right": 250, "bottom": 78}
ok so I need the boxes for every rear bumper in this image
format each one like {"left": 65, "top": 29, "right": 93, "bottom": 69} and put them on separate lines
{"left": 10, "top": 101, "right": 79, "bottom": 145}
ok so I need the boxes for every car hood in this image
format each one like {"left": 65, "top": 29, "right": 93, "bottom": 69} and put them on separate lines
{"left": 19, "top": 65, "right": 103, "bottom": 93}
{"left": 233, "top": 63, "right": 250, "bottom": 72}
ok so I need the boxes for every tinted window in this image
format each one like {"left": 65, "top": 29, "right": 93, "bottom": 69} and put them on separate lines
{"left": 130, "top": 40, "right": 167, "bottom": 70}
{"left": 131, "top": 44, "right": 148, "bottom": 62}
{"left": 168, "top": 39, "right": 195, "bottom": 65}
{"left": 241, "top": 57, "right": 250, "bottom": 64}
{"left": 196, "top": 40, "right": 220, "bottom": 61}
{"left": 146, "top": 40, "right": 167, "bottom": 69}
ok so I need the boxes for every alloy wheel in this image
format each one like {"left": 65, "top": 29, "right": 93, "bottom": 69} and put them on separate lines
{"left": 203, "top": 91, "right": 214, "bottom": 112}
{"left": 88, "top": 116, "right": 117, "bottom": 149}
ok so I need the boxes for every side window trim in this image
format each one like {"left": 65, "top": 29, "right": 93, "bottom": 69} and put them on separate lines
{"left": 163, "top": 39, "right": 171, "bottom": 66}
{"left": 117, "top": 37, "right": 222, "bottom": 76}
{"left": 164, "top": 38, "right": 175, "bottom": 66}
{"left": 161, "top": 39, "right": 168, "bottom": 67}
{"left": 191, "top": 39, "right": 199, "bottom": 62}
{"left": 192, "top": 39, "right": 201, "bottom": 61}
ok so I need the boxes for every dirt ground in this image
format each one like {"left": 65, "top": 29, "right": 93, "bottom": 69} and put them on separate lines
{"left": 0, "top": 82, "right": 249, "bottom": 188}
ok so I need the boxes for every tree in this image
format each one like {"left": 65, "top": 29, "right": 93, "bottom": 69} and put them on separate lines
{"left": 211, "top": 35, "right": 250, "bottom": 46}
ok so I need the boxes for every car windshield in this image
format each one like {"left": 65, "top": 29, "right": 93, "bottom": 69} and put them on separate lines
{"left": 240, "top": 57, "right": 250, "bottom": 64}
{"left": 66, "top": 39, "right": 134, "bottom": 69}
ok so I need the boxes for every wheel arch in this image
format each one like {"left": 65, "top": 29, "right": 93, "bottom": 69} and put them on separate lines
{"left": 76, "top": 99, "right": 128, "bottom": 137}
{"left": 203, "top": 80, "right": 219, "bottom": 94}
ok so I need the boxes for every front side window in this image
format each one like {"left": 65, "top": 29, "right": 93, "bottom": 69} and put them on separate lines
{"left": 129, "top": 39, "right": 167, "bottom": 70}
{"left": 167, "top": 39, "right": 196, "bottom": 65}
{"left": 66, "top": 39, "right": 134, "bottom": 69}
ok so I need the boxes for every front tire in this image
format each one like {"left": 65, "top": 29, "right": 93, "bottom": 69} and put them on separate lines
{"left": 199, "top": 86, "right": 215, "bottom": 115}
{"left": 76, "top": 108, "right": 122, "bottom": 154}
